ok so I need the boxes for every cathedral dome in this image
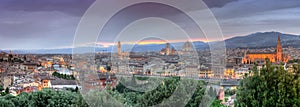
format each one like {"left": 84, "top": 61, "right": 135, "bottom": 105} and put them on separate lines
{"left": 182, "top": 41, "right": 194, "bottom": 51}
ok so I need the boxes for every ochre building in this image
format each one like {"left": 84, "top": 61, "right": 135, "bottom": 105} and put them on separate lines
{"left": 242, "top": 36, "right": 290, "bottom": 64}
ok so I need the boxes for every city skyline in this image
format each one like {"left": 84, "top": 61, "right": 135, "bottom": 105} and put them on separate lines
{"left": 1, "top": 1, "right": 300, "bottom": 107}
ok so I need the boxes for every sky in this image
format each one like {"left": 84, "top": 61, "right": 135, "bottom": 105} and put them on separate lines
{"left": 0, "top": 0, "right": 300, "bottom": 49}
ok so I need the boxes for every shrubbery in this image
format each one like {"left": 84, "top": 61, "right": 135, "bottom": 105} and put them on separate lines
{"left": 236, "top": 60, "right": 300, "bottom": 107}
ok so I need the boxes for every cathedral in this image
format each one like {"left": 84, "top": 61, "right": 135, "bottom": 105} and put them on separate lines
{"left": 242, "top": 36, "right": 290, "bottom": 64}
{"left": 160, "top": 43, "right": 176, "bottom": 55}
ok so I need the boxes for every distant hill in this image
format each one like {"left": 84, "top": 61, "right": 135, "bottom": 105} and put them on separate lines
{"left": 0, "top": 48, "right": 73, "bottom": 54}
{"left": 129, "top": 41, "right": 209, "bottom": 52}
{"left": 2, "top": 31, "right": 300, "bottom": 54}
{"left": 225, "top": 31, "right": 300, "bottom": 48}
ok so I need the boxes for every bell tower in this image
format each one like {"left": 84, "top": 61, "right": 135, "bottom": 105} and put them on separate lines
{"left": 276, "top": 35, "right": 282, "bottom": 62}
{"left": 117, "top": 41, "right": 121, "bottom": 56}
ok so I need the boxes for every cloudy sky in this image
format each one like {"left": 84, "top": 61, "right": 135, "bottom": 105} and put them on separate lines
{"left": 0, "top": 0, "right": 300, "bottom": 49}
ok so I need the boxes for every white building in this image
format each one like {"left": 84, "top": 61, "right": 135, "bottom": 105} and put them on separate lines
{"left": 50, "top": 79, "right": 81, "bottom": 89}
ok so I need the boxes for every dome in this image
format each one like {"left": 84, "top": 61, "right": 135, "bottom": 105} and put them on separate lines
{"left": 182, "top": 41, "right": 194, "bottom": 51}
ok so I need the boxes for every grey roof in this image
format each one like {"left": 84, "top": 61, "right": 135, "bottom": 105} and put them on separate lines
{"left": 51, "top": 79, "right": 77, "bottom": 85}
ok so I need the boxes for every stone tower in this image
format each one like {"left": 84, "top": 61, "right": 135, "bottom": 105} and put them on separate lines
{"left": 171, "top": 47, "right": 176, "bottom": 55}
{"left": 276, "top": 36, "right": 283, "bottom": 62}
{"left": 166, "top": 43, "right": 170, "bottom": 55}
{"left": 117, "top": 41, "right": 121, "bottom": 56}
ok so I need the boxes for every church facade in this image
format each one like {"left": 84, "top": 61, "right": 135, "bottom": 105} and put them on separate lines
{"left": 242, "top": 36, "right": 290, "bottom": 64}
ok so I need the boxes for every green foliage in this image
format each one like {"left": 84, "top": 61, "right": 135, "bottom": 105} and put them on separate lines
{"left": 0, "top": 86, "right": 6, "bottom": 96}
{"left": 52, "top": 72, "right": 75, "bottom": 80}
{"left": 225, "top": 89, "right": 236, "bottom": 96}
{"left": 0, "top": 89, "right": 88, "bottom": 107}
{"left": 210, "top": 100, "right": 227, "bottom": 107}
{"left": 11, "top": 92, "right": 29, "bottom": 107}
{"left": 114, "top": 77, "right": 207, "bottom": 106}
{"left": 236, "top": 60, "right": 300, "bottom": 107}
{"left": 198, "top": 86, "right": 218, "bottom": 107}
{"left": 1, "top": 87, "right": 10, "bottom": 96}
{"left": 136, "top": 76, "right": 149, "bottom": 81}
{"left": 13, "top": 58, "right": 22, "bottom": 63}
{"left": 0, "top": 98, "right": 15, "bottom": 107}
{"left": 0, "top": 85, "right": 3, "bottom": 91}
{"left": 288, "top": 59, "right": 300, "bottom": 63}
{"left": 0, "top": 77, "right": 209, "bottom": 107}
{"left": 5, "top": 87, "right": 9, "bottom": 94}
{"left": 185, "top": 81, "right": 206, "bottom": 107}
{"left": 208, "top": 87, "right": 217, "bottom": 97}
{"left": 75, "top": 87, "right": 79, "bottom": 92}
{"left": 83, "top": 90, "right": 123, "bottom": 107}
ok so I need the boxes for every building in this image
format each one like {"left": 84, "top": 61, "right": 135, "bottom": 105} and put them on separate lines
{"left": 171, "top": 47, "right": 176, "bottom": 55}
{"left": 118, "top": 41, "right": 121, "bottom": 56}
{"left": 114, "top": 41, "right": 129, "bottom": 59}
{"left": 22, "top": 63, "right": 38, "bottom": 71}
{"left": 17, "top": 86, "right": 39, "bottom": 94}
{"left": 224, "top": 67, "right": 235, "bottom": 79}
{"left": 242, "top": 36, "right": 290, "bottom": 64}
{"left": 182, "top": 41, "right": 194, "bottom": 52}
{"left": 50, "top": 79, "right": 80, "bottom": 90}
{"left": 235, "top": 67, "right": 250, "bottom": 79}
{"left": 180, "top": 41, "right": 199, "bottom": 66}
{"left": 218, "top": 88, "right": 225, "bottom": 103}
{"left": 159, "top": 43, "right": 177, "bottom": 55}
{"left": 185, "top": 65, "right": 199, "bottom": 77}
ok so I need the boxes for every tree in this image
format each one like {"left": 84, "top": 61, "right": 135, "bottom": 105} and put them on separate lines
{"left": 0, "top": 77, "right": 207, "bottom": 106}
{"left": 0, "top": 86, "right": 3, "bottom": 91}
{"left": 225, "top": 89, "right": 236, "bottom": 96}
{"left": 185, "top": 81, "right": 206, "bottom": 107}
{"left": 111, "top": 76, "right": 207, "bottom": 106}
{"left": 63, "top": 74, "right": 67, "bottom": 79}
{"left": 0, "top": 88, "right": 88, "bottom": 107}
{"left": 210, "top": 99, "right": 227, "bottom": 107}
{"left": 75, "top": 86, "right": 79, "bottom": 92}
{"left": 236, "top": 60, "right": 300, "bottom": 107}
{"left": 5, "top": 87, "right": 9, "bottom": 94}
{"left": 0, "top": 98, "right": 15, "bottom": 107}
{"left": 11, "top": 92, "right": 29, "bottom": 107}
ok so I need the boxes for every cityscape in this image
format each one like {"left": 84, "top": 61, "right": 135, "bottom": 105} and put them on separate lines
{"left": 1, "top": 0, "right": 300, "bottom": 107}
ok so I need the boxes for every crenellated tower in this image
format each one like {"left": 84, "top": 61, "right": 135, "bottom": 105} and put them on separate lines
{"left": 117, "top": 41, "right": 121, "bottom": 56}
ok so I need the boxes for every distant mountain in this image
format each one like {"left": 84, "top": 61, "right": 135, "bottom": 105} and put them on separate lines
{"left": 1, "top": 48, "right": 73, "bottom": 54}
{"left": 2, "top": 31, "right": 300, "bottom": 54}
{"left": 225, "top": 31, "right": 300, "bottom": 48}
{"left": 129, "top": 41, "right": 209, "bottom": 52}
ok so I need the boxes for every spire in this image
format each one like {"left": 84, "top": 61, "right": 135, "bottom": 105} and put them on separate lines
{"left": 277, "top": 35, "right": 281, "bottom": 46}
{"left": 277, "top": 35, "right": 282, "bottom": 51}
{"left": 276, "top": 35, "right": 283, "bottom": 62}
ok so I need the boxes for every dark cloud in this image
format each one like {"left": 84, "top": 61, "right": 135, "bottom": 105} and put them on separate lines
{"left": 98, "top": 2, "right": 204, "bottom": 42}
{"left": 0, "top": 0, "right": 91, "bottom": 49}
{"left": 0, "top": 0, "right": 300, "bottom": 49}
{"left": 213, "top": 0, "right": 300, "bottom": 37}
{"left": 212, "top": 0, "right": 300, "bottom": 19}
{"left": 0, "top": 0, "right": 95, "bottom": 16}
{"left": 203, "top": 0, "right": 238, "bottom": 8}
